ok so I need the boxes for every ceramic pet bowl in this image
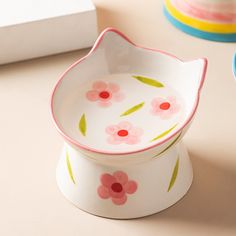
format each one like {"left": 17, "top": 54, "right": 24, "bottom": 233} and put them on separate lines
{"left": 51, "top": 28, "right": 207, "bottom": 219}
{"left": 164, "top": 0, "right": 236, "bottom": 42}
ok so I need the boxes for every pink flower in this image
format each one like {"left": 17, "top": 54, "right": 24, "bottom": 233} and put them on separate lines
{"left": 150, "top": 96, "right": 181, "bottom": 119}
{"left": 106, "top": 121, "right": 143, "bottom": 145}
{"left": 97, "top": 171, "right": 138, "bottom": 205}
{"left": 86, "top": 81, "right": 124, "bottom": 107}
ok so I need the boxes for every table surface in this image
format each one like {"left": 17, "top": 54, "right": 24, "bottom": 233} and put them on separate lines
{"left": 1, "top": 0, "right": 236, "bottom": 235}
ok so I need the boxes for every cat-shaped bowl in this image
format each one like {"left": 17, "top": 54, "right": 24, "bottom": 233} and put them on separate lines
{"left": 164, "top": 0, "right": 236, "bottom": 42}
{"left": 51, "top": 28, "right": 207, "bottom": 219}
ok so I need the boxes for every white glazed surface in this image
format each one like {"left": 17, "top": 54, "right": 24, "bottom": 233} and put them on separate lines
{"left": 56, "top": 73, "right": 185, "bottom": 153}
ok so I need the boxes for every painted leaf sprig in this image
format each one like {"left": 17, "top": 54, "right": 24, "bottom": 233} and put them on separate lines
{"left": 78, "top": 113, "right": 86, "bottom": 136}
{"left": 132, "top": 75, "right": 164, "bottom": 88}
{"left": 150, "top": 124, "right": 178, "bottom": 142}
{"left": 167, "top": 157, "right": 179, "bottom": 192}
{"left": 153, "top": 132, "right": 182, "bottom": 158}
{"left": 120, "top": 102, "right": 145, "bottom": 117}
{"left": 66, "top": 150, "right": 76, "bottom": 184}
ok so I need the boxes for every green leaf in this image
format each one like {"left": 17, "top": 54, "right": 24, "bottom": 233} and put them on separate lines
{"left": 150, "top": 124, "right": 178, "bottom": 142}
{"left": 66, "top": 150, "right": 76, "bottom": 184}
{"left": 153, "top": 132, "right": 182, "bottom": 158}
{"left": 132, "top": 75, "right": 164, "bottom": 88}
{"left": 120, "top": 102, "right": 145, "bottom": 116}
{"left": 78, "top": 113, "right": 86, "bottom": 136}
{"left": 168, "top": 157, "right": 179, "bottom": 192}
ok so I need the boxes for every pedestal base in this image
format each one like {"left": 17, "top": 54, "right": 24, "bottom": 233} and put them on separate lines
{"left": 56, "top": 142, "right": 193, "bottom": 219}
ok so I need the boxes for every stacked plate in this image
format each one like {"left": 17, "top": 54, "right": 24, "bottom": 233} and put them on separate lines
{"left": 164, "top": 0, "right": 236, "bottom": 42}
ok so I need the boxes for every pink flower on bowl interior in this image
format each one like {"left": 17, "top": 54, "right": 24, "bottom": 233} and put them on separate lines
{"left": 106, "top": 121, "right": 143, "bottom": 145}
{"left": 151, "top": 96, "right": 181, "bottom": 119}
{"left": 86, "top": 81, "right": 125, "bottom": 107}
{"left": 97, "top": 171, "right": 138, "bottom": 205}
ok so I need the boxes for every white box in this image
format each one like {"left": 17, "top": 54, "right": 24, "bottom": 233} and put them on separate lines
{"left": 0, "top": 0, "right": 97, "bottom": 64}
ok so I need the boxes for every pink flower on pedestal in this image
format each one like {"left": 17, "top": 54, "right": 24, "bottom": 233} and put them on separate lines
{"left": 97, "top": 171, "right": 138, "bottom": 205}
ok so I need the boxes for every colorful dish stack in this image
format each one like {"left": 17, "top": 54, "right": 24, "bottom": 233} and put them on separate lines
{"left": 164, "top": 0, "right": 236, "bottom": 42}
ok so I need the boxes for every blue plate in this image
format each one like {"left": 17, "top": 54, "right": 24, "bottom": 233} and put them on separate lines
{"left": 233, "top": 53, "right": 236, "bottom": 79}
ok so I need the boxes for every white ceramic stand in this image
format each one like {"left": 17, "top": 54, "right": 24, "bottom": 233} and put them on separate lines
{"left": 56, "top": 141, "right": 193, "bottom": 219}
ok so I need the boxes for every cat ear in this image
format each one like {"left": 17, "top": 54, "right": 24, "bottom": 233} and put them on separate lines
{"left": 183, "top": 58, "right": 208, "bottom": 91}
{"left": 92, "top": 28, "right": 134, "bottom": 52}
{"left": 169, "top": 58, "right": 207, "bottom": 108}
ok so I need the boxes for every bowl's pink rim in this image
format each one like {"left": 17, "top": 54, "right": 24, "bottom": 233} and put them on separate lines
{"left": 50, "top": 27, "right": 208, "bottom": 156}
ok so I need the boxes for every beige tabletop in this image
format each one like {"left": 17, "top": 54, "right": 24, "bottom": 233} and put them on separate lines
{"left": 1, "top": 0, "right": 236, "bottom": 235}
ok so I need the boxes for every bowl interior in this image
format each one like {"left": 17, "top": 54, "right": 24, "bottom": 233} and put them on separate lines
{"left": 52, "top": 30, "right": 205, "bottom": 154}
